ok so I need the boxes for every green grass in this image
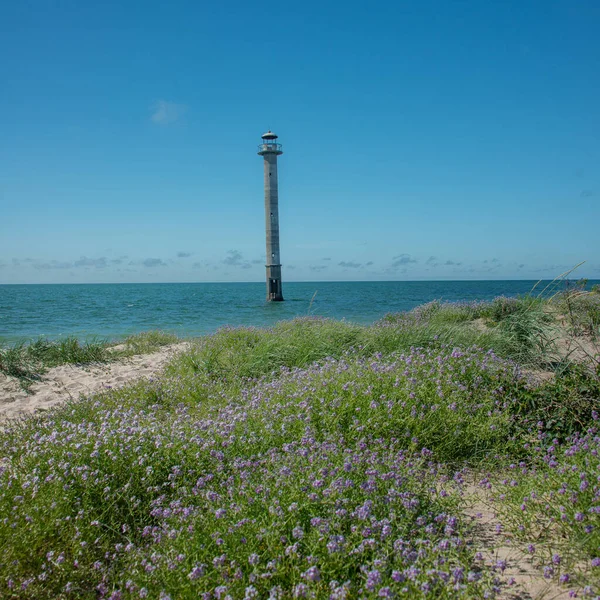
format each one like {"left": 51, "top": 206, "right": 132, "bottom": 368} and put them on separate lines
{"left": 166, "top": 318, "right": 365, "bottom": 385}
{"left": 0, "top": 342, "right": 520, "bottom": 598}
{"left": 117, "top": 330, "right": 180, "bottom": 355}
{"left": 0, "top": 338, "right": 110, "bottom": 390}
{"left": 491, "top": 426, "right": 600, "bottom": 582}
{"left": 1, "top": 296, "right": 599, "bottom": 597}
{"left": 0, "top": 293, "right": 565, "bottom": 395}
{"left": 508, "top": 362, "right": 600, "bottom": 441}
{"left": 553, "top": 288, "right": 600, "bottom": 338}
{"left": 167, "top": 297, "right": 559, "bottom": 392}
{"left": 0, "top": 331, "right": 181, "bottom": 391}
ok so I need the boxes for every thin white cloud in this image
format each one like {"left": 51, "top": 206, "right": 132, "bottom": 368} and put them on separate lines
{"left": 223, "top": 250, "right": 243, "bottom": 266}
{"left": 142, "top": 258, "right": 167, "bottom": 267}
{"left": 222, "top": 250, "right": 253, "bottom": 269}
{"left": 391, "top": 254, "right": 417, "bottom": 269}
{"left": 150, "top": 100, "right": 187, "bottom": 125}
{"left": 33, "top": 260, "right": 73, "bottom": 270}
{"left": 74, "top": 256, "right": 107, "bottom": 268}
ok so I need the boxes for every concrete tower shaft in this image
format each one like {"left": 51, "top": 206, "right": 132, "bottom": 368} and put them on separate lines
{"left": 258, "top": 131, "right": 284, "bottom": 301}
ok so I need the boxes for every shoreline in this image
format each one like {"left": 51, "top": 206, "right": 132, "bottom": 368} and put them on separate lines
{"left": 3, "top": 279, "right": 599, "bottom": 345}
{"left": 1, "top": 290, "right": 598, "bottom": 422}
{"left": 0, "top": 342, "right": 190, "bottom": 422}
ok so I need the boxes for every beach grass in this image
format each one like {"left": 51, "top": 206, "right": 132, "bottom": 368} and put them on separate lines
{"left": 1, "top": 344, "right": 519, "bottom": 599}
{"left": 0, "top": 294, "right": 599, "bottom": 598}
{"left": 168, "top": 296, "right": 559, "bottom": 391}
{"left": 117, "top": 331, "right": 181, "bottom": 355}
{"left": 0, "top": 337, "right": 111, "bottom": 389}
{"left": 491, "top": 425, "right": 600, "bottom": 578}
{"left": 554, "top": 286, "right": 600, "bottom": 338}
{"left": 0, "top": 331, "right": 180, "bottom": 391}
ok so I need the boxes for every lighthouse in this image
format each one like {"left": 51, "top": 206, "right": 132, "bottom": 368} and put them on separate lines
{"left": 258, "top": 130, "right": 284, "bottom": 301}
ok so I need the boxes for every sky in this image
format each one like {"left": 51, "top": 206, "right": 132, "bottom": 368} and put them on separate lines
{"left": 1, "top": 0, "right": 599, "bottom": 284}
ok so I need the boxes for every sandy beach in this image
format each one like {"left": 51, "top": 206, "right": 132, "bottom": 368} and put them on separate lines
{"left": 0, "top": 342, "right": 190, "bottom": 422}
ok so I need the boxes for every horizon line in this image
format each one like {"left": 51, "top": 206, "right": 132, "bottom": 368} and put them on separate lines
{"left": 1, "top": 277, "right": 598, "bottom": 286}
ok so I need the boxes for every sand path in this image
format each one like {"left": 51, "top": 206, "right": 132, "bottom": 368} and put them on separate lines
{"left": 463, "top": 484, "right": 572, "bottom": 599}
{"left": 0, "top": 342, "right": 190, "bottom": 422}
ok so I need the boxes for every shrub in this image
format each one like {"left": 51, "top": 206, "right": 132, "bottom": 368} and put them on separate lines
{"left": 0, "top": 345, "right": 525, "bottom": 598}
{"left": 509, "top": 364, "right": 600, "bottom": 442}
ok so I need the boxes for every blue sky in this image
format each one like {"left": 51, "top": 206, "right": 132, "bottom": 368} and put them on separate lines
{"left": 1, "top": 0, "right": 599, "bottom": 284}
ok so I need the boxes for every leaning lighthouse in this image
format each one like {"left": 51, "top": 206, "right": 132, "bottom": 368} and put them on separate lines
{"left": 258, "top": 130, "right": 284, "bottom": 301}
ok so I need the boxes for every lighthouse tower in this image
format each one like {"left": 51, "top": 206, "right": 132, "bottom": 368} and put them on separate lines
{"left": 258, "top": 130, "right": 284, "bottom": 301}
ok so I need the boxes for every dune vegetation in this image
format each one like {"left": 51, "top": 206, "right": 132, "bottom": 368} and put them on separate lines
{"left": 0, "top": 286, "right": 599, "bottom": 598}
{"left": 0, "top": 331, "right": 179, "bottom": 391}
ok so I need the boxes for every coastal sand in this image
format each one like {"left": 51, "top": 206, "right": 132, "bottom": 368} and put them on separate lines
{"left": 0, "top": 342, "right": 190, "bottom": 422}
{"left": 463, "top": 484, "right": 573, "bottom": 600}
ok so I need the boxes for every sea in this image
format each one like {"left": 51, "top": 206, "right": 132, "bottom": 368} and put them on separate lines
{"left": 0, "top": 280, "right": 598, "bottom": 344}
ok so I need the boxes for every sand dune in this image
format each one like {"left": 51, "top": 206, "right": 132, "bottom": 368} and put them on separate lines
{"left": 0, "top": 342, "right": 190, "bottom": 422}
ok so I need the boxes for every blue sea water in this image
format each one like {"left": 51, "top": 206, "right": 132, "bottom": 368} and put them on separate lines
{"left": 0, "top": 280, "right": 598, "bottom": 344}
